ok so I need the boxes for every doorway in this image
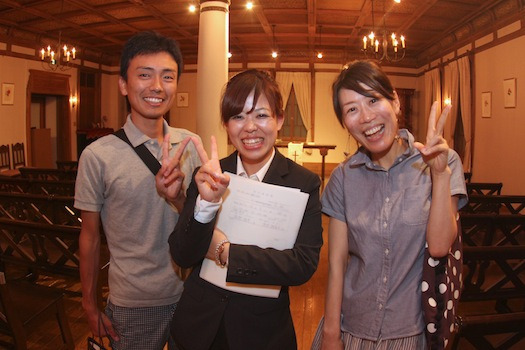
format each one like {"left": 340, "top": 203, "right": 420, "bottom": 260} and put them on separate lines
{"left": 26, "top": 70, "right": 72, "bottom": 167}
{"left": 30, "top": 95, "right": 65, "bottom": 167}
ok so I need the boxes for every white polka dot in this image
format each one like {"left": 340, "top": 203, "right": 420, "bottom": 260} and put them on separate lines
{"left": 422, "top": 281, "right": 429, "bottom": 292}
{"left": 428, "top": 297, "right": 437, "bottom": 307}
{"left": 428, "top": 257, "right": 439, "bottom": 267}
{"left": 447, "top": 300, "right": 453, "bottom": 310}
{"left": 439, "top": 283, "right": 447, "bottom": 294}
{"left": 445, "top": 339, "right": 449, "bottom": 347}
{"left": 454, "top": 290, "right": 460, "bottom": 299}
{"left": 453, "top": 266, "right": 457, "bottom": 276}
{"left": 444, "top": 310, "right": 448, "bottom": 319}
{"left": 454, "top": 250, "right": 461, "bottom": 259}
{"left": 450, "top": 323, "right": 455, "bottom": 332}
{"left": 451, "top": 282, "right": 455, "bottom": 290}
{"left": 427, "top": 323, "right": 437, "bottom": 333}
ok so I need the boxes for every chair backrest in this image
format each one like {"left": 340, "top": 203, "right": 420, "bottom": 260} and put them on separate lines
{"left": 0, "top": 145, "right": 10, "bottom": 171}
{"left": 11, "top": 143, "right": 25, "bottom": 169}
{"left": 0, "top": 272, "right": 26, "bottom": 346}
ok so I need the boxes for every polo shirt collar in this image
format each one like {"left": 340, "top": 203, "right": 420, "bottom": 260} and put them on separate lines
{"left": 348, "top": 129, "right": 415, "bottom": 170}
{"left": 122, "top": 114, "right": 177, "bottom": 147}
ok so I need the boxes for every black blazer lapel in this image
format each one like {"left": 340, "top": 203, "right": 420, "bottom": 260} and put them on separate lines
{"left": 262, "top": 149, "right": 291, "bottom": 186}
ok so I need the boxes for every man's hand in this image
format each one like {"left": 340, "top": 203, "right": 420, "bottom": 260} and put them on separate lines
{"left": 155, "top": 134, "right": 191, "bottom": 211}
{"left": 85, "top": 308, "right": 119, "bottom": 341}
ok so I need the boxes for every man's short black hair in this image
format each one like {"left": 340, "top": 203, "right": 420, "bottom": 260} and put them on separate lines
{"left": 120, "top": 31, "right": 184, "bottom": 81}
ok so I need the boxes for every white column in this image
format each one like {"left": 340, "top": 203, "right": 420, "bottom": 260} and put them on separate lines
{"left": 197, "top": 0, "right": 230, "bottom": 158}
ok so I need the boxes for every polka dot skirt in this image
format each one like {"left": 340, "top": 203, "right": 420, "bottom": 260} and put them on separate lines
{"left": 422, "top": 229, "right": 463, "bottom": 350}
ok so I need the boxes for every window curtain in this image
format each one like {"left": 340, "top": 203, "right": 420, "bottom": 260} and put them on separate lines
{"left": 458, "top": 56, "right": 472, "bottom": 172}
{"left": 275, "top": 72, "right": 312, "bottom": 141}
{"left": 443, "top": 61, "right": 459, "bottom": 148}
{"left": 423, "top": 68, "right": 442, "bottom": 141}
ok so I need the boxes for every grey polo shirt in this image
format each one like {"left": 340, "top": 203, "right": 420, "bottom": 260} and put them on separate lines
{"left": 321, "top": 129, "right": 467, "bottom": 341}
{"left": 75, "top": 116, "right": 201, "bottom": 307}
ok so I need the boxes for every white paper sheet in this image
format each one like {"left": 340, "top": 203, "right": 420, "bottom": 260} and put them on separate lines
{"left": 199, "top": 172, "right": 309, "bottom": 298}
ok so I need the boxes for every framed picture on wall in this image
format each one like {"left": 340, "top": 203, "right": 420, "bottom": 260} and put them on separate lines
{"left": 1, "top": 83, "right": 14, "bottom": 105}
{"left": 177, "top": 92, "right": 189, "bottom": 107}
{"left": 503, "top": 78, "right": 516, "bottom": 108}
{"left": 481, "top": 91, "right": 491, "bottom": 118}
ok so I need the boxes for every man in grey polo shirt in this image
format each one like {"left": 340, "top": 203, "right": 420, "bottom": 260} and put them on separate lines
{"left": 75, "top": 31, "right": 200, "bottom": 350}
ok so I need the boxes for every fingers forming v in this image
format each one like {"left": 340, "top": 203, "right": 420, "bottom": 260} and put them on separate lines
{"left": 190, "top": 136, "right": 210, "bottom": 164}
{"left": 435, "top": 104, "right": 451, "bottom": 136}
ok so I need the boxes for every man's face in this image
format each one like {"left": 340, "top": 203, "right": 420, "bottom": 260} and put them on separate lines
{"left": 119, "top": 52, "right": 178, "bottom": 121}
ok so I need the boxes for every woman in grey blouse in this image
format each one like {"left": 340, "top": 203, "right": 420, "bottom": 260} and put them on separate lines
{"left": 315, "top": 60, "right": 467, "bottom": 350}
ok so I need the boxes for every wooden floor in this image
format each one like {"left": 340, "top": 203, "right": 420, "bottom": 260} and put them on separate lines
{"left": 6, "top": 213, "right": 525, "bottom": 350}
{"left": 8, "top": 215, "right": 328, "bottom": 350}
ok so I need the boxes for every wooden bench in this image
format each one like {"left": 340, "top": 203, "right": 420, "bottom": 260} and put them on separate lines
{"left": 0, "top": 192, "right": 80, "bottom": 226}
{"left": 0, "top": 177, "right": 75, "bottom": 196}
{"left": 56, "top": 160, "right": 78, "bottom": 171}
{"left": 0, "top": 218, "right": 108, "bottom": 299}
{"left": 466, "top": 182, "right": 503, "bottom": 196}
{"left": 460, "top": 213, "right": 525, "bottom": 247}
{"left": 451, "top": 245, "right": 525, "bottom": 349}
{"left": 0, "top": 218, "right": 82, "bottom": 278}
{"left": 18, "top": 167, "right": 77, "bottom": 181}
{"left": 461, "top": 195, "right": 525, "bottom": 215}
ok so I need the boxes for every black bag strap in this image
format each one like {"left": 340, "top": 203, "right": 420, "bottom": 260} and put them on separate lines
{"left": 114, "top": 128, "right": 161, "bottom": 175}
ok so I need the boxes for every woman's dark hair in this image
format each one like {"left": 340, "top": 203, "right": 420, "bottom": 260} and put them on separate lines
{"left": 220, "top": 69, "right": 283, "bottom": 124}
{"left": 120, "top": 31, "right": 184, "bottom": 81}
{"left": 332, "top": 60, "right": 396, "bottom": 126}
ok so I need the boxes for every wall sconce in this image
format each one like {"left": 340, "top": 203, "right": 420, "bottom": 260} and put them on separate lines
{"left": 69, "top": 95, "right": 78, "bottom": 108}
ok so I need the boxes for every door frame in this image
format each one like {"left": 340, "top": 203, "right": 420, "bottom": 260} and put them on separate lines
{"left": 26, "top": 70, "right": 72, "bottom": 166}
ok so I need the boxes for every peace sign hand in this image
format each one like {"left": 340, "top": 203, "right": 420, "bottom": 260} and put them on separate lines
{"left": 414, "top": 101, "right": 451, "bottom": 175}
{"left": 191, "top": 135, "right": 230, "bottom": 203}
{"left": 155, "top": 134, "right": 191, "bottom": 210}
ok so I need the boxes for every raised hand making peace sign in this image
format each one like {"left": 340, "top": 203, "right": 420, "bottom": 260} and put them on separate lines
{"left": 155, "top": 133, "right": 192, "bottom": 210}
{"left": 191, "top": 135, "right": 230, "bottom": 203}
{"left": 414, "top": 101, "right": 452, "bottom": 175}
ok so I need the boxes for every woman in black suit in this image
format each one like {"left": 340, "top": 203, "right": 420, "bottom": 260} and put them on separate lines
{"left": 168, "top": 69, "right": 323, "bottom": 350}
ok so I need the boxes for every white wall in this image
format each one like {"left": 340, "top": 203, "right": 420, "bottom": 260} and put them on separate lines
{"left": 0, "top": 55, "right": 78, "bottom": 162}
{"left": 472, "top": 35, "right": 525, "bottom": 195}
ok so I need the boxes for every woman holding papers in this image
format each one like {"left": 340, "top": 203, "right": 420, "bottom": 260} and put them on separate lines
{"left": 168, "top": 69, "right": 323, "bottom": 350}
{"left": 314, "top": 60, "right": 467, "bottom": 349}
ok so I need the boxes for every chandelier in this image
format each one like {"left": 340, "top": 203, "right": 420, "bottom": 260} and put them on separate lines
{"left": 362, "top": 0, "right": 406, "bottom": 62}
{"left": 40, "top": 31, "right": 77, "bottom": 71}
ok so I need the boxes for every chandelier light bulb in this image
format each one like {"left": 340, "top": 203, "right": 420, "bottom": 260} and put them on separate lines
{"left": 271, "top": 51, "right": 278, "bottom": 58}
{"left": 317, "top": 52, "right": 323, "bottom": 59}
{"left": 361, "top": 0, "right": 405, "bottom": 62}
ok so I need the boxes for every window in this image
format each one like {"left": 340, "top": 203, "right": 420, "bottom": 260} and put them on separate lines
{"left": 278, "top": 86, "right": 307, "bottom": 142}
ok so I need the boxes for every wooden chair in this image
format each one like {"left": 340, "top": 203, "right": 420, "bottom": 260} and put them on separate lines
{"left": 11, "top": 143, "right": 25, "bottom": 169}
{"left": 0, "top": 272, "right": 74, "bottom": 349}
{"left": 0, "top": 145, "right": 10, "bottom": 172}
